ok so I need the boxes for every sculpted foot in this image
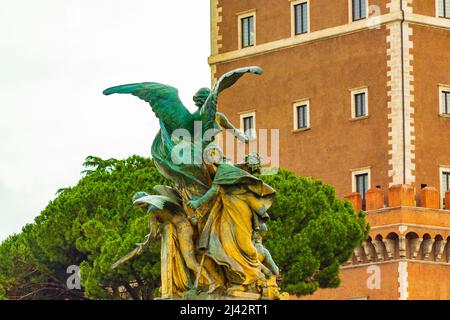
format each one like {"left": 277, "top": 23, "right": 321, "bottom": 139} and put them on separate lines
{"left": 183, "top": 287, "right": 199, "bottom": 299}
{"left": 207, "top": 282, "right": 221, "bottom": 294}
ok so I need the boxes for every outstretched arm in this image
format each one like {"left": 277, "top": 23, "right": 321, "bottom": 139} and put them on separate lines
{"left": 111, "top": 213, "right": 159, "bottom": 270}
{"left": 186, "top": 185, "right": 220, "bottom": 210}
{"left": 263, "top": 247, "right": 280, "bottom": 276}
{"left": 216, "top": 112, "right": 249, "bottom": 143}
{"left": 199, "top": 66, "right": 263, "bottom": 132}
{"left": 145, "top": 214, "right": 159, "bottom": 244}
{"left": 137, "top": 213, "right": 159, "bottom": 253}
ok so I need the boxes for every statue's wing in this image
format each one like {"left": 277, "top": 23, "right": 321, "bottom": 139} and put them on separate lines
{"left": 133, "top": 195, "right": 181, "bottom": 210}
{"left": 153, "top": 185, "right": 181, "bottom": 204}
{"left": 200, "top": 66, "right": 263, "bottom": 130}
{"left": 213, "top": 66, "right": 263, "bottom": 95}
{"left": 103, "top": 82, "right": 192, "bottom": 131}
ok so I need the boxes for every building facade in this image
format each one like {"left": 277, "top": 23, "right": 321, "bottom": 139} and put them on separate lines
{"left": 302, "top": 185, "right": 450, "bottom": 300}
{"left": 209, "top": 0, "right": 450, "bottom": 299}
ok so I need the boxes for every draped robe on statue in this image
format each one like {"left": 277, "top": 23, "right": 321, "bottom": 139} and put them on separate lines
{"left": 198, "top": 163, "right": 276, "bottom": 286}
{"left": 151, "top": 119, "right": 276, "bottom": 297}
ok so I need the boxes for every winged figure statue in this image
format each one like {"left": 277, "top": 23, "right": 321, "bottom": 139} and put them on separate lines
{"left": 104, "top": 66, "right": 285, "bottom": 300}
{"left": 103, "top": 66, "right": 262, "bottom": 192}
{"left": 103, "top": 66, "right": 261, "bottom": 136}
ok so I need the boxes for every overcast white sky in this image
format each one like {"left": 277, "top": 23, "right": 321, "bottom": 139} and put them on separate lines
{"left": 0, "top": 0, "right": 211, "bottom": 241}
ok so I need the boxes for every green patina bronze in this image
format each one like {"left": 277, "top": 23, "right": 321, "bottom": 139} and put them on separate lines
{"left": 104, "top": 66, "right": 286, "bottom": 300}
{"left": 103, "top": 66, "right": 262, "bottom": 193}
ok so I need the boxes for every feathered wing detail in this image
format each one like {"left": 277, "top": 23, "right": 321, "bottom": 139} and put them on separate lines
{"left": 103, "top": 82, "right": 193, "bottom": 132}
{"left": 213, "top": 66, "right": 263, "bottom": 95}
{"left": 133, "top": 195, "right": 181, "bottom": 210}
{"left": 200, "top": 66, "right": 263, "bottom": 132}
{"left": 153, "top": 185, "right": 182, "bottom": 205}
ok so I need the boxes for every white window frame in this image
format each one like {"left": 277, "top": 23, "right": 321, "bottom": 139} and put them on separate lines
{"left": 239, "top": 110, "right": 256, "bottom": 139}
{"left": 348, "top": 0, "right": 369, "bottom": 23}
{"left": 350, "top": 86, "right": 369, "bottom": 119}
{"left": 439, "top": 166, "right": 450, "bottom": 209}
{"left": 237, "top": 10, "right": 256, "bottom": 49}
{"left": 439, "top": 84, "right": 450, "bottom": 116}
{"left": 290, "top": 0, "right": 310, "bottom": 37}
{"left": 436, "top": 0, "right": 450, "bottom": 19}
{"left": 293, "top": 99, "right": 310, "bottom": 131}
{"left": 351, "top": 167, "right": 371, "bottom": 194}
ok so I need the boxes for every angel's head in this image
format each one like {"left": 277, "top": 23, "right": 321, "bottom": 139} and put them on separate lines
{"left": 193, "top": 87, "right": 211, "bottom": 108}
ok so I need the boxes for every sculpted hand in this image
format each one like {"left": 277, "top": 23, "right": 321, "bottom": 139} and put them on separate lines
{"left": 135, "top": 243, "right": 146, "bottom": 256}
{"left": 260, "top": 264, "right": 273, "bottom": 278}
{"left": 186, "top": 199, "right": 203, "bottom": 210}
{"left": 238, "top": 134, "right": 251, "bottom": 144}
{"left": 135, "top": 233, "right": 154, "bottom": 254}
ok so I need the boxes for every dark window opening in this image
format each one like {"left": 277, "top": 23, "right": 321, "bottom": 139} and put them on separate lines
{"left": 442, "top": 91, "right": 450, "bottom": 114}
{"left": 356, "top": 173, "right": 369, "bottom": 210}
{"left": 443, "top": 171, "right": 450, "bottom": 208}
{"left": 294, "top": 2, "right": 308, "bottom": 34}
{"left": 241, "top": 16, "right": 254, "bottom": 48}
{"left": 243, "top": 116, "right": 254, "bottom": 137}
{"left": 296, "top": 105, "right": 308, "bottom": 129}
{"left": 355, "top": 92, "right": 367, "bottom": 117}
{"left": 438, "top": 0, "right": 450, "bottom": 18}
{"left": 352, "top": 0, "right": 367, "bottom": 21}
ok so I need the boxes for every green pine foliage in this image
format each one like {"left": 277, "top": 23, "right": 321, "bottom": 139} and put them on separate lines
{"left": 0, "top": 156, "right": 368, "bottom": 299}
{"left": 0, "top": 155, "right": 168, "bottom": 300}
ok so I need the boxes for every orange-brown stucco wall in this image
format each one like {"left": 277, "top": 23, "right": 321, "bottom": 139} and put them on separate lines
{"left": 215, "top": 27, "right": 390, "bottom": 199}
{"left": 407, "top": 262, "right": 450, "bottom": 299}
{"left": 412, "top": 25, "right": 450, "bottom": 194}
{"left": 299, "top": 263, "right": 400, "bottom": 300}
{"left": 412, "top": 0, "right": 438, "bottom": 17}
{"left": 217, "top": 0, "right": 390, "bottom": 54}
{"left": 212, "top": 0, "right": 450, "bottom": 300}
{"left": 299, "top": 261, "right": 450, "bottom": 300}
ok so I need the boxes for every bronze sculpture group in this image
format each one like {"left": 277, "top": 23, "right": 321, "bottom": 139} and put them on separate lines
{"left": 105, "top": 67, "right": 285, "bottom": 300}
